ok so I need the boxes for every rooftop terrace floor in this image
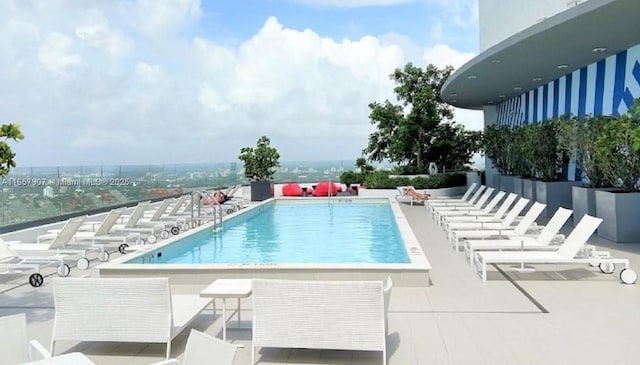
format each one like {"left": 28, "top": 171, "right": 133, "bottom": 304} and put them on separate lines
{"left": 2, "top": 201, "right": 640, "bottom": 364}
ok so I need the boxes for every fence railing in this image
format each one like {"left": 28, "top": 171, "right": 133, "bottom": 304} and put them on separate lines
{"left": 0, "top": 161, "right": 356, "bottom": 229}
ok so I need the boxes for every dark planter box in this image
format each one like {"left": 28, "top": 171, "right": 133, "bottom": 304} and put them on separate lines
{"left": 571, "top": 186, "right": 594, "bottom": 225}
{"left": 491, "top": 173, "right": 500, "bottom": 189}
{"left": 500, "top": 175, "right": 514, "bottom": 194}
{"left": 522, "top": 178, "right": 536, "bottom": 210}
{"left": 512, "top": 177, "right": 524, "bottom": 198}
{"left": 595, "top": 190, "right": 640, "bottom": 243}
{"left": 536, "top": 181, "right": 581, "bottom": 218}
{"left": 250, "top": 181, "right": 274, "bottom": 201}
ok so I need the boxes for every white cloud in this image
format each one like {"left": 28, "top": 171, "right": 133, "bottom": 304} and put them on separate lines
{"left": 2, "top": 1, "right": 481, "bottom": 166}
{"left": 38, "top": 32, "right": 84, "bottom": 75}
{"left": 422, "top": 43, "right": 475, "bottom": 69}
{"left": 288, "top": 0, "right": 417, "bottom": 7}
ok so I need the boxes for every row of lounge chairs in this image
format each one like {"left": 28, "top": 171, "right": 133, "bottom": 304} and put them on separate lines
{"left": 426, "top": 183, "right": 638, "bottom": 284}
{"left": 0, "top": 187, "right": 251, "bottom": 288}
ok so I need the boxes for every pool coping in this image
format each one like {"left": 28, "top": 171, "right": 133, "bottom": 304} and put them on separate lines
{"left": 99, "top": 197, "right": 431, "bottom": 286}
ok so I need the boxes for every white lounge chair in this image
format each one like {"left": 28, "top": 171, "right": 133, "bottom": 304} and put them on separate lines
{"left": 426, "top": 182, "right": 478, "bottom": 204}
{"left": 448, "top": 202, "right": 545, "bottom": 252}
{"left": 113, "top": 201, "right": 164, "bottom": 242}
{"left": 427, "top": 185, "right": 487, "bottom": 215}
{"left": 441, "top": 192, "right": 517, "bottom": 226}
{"left": 445, "top": 197, "right": 530, "bottom": 235}
{"left": 475, "top": 215, "right": 638, "bottom": 284}
{"left": 0, "top": 241, "right": 71, "bottom": 287}
{"left": 138, "top": 199, "right": 189, "bottom": 234}
{"left": 150, "top": 329, "right": 237, "bottom": 365}
{"left": 433, "top": 188, "right": 500, "bottom": 224}
{"left": 395, "top": 186, "right": 430, "bottom": 206}
{"left": 0, "top": 313, "right": 51, "bottom": 364}
{"left": 464, "top": 207, "right": 573, "bottom": 264}
{"left": 9, "top": 217, "right": 106, "bottom": 269}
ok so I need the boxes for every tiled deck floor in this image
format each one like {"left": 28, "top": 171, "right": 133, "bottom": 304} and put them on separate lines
{"left": 2, "top": 202, "right": 640, "bottom": 364}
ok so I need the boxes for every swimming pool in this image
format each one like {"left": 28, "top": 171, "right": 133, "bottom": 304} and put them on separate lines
{"left": 100, "top": 197, "right": 431, "bottom": 286}
{"left": 128, "top": 200, "right": 409, "bottom": 265}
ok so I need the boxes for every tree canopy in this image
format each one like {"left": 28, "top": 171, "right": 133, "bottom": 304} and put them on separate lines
{"left": 0, "top": 123, "right": 24, "bottom": 176}
{"left": 238, "top": 136, "right": 280, "bottom": 181}
{"left": 362, "top": 63, "right": 481, "bottom": 172}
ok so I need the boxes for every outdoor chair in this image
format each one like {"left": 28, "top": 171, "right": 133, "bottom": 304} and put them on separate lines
{"left": 444, "top": 197, "right": 529, "bottom": 235}
{"left": 464, "top": 207, "right": 573, "bottom": 264}
{"left": 433, "top": 188, "right": 500, "bottom": 223}
{"left": 149, "top": 329, "right": 237, "bottom": 365}
{"left": 448, "top": 202, "right": 545, "bottom": 252}
{"left": 426, "top": 182, "right": 478, "bottom": 204}
{"left": 475, "top": 215, "right": 637, "bottom": 284}
{"left": 0, "top": 241, "right": 71, "bottom": 287}
{"left": 440, "top": 193, "right": 517, "bottom": 227}
{"left": 0, "top": 313, "right": 50, "bottom": 364}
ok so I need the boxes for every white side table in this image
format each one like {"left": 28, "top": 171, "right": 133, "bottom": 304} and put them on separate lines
{"left": 200, "top": 279, "right": 252, "bottom": 343}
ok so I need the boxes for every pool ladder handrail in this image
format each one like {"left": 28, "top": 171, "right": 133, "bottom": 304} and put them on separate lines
{"left": 191, "top": 190, "right": 223, "bottom": 232}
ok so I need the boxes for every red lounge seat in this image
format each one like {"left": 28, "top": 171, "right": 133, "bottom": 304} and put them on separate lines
{"left": 282, "top": 183, "right": 303, "bottom": 197}
{"left": 312, "top": 181, "right": 340, "bottom": 196}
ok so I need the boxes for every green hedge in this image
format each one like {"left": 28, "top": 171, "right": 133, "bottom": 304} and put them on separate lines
{"left": 357, "top": 171, "right": 466, "bottom": 189}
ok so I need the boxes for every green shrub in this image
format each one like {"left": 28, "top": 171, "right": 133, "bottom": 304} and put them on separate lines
{"left": 363, "top": 171, "right": 466, "bottom": 189}
{"left": 339, "top": 171, "right": 366, "bottom": 186}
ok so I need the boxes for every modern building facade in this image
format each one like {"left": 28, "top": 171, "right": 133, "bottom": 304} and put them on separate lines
{"left": 442, "top": 0, "right": 640, "bottom": 183}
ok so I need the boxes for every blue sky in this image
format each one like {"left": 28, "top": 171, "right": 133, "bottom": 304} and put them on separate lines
{"left": 0, "top": 0, "right": 481, "bottom": 166}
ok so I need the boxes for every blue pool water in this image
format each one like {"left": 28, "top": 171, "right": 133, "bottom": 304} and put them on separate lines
{"left": 128, "top": 200, "right": 409, "bottom": 264}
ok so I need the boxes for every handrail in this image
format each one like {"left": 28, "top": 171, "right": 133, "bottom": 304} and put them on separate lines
{"left": 191, "top": 190, "right": 223, "bottom": 231}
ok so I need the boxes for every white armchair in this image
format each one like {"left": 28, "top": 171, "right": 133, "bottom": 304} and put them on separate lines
{"left": 0, "top": 313, "right": 50, "bottom": 364}
{"left": 150, "top": 329, "right": 237, "bottom": 365}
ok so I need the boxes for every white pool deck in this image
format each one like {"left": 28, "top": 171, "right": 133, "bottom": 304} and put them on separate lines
{"left": 2, "top": 192, "right": 640, "bottom": 364}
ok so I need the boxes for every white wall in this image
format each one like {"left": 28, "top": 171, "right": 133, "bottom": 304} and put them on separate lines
{"left": 479, "top": 0, "right": 579, "bottom": 51}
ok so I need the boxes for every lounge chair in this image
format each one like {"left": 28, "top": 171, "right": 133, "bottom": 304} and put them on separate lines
{"left": 9, "top": 216, "right": 107, "bottom": 269}
{"left": 395, "top": 186, "right": 430, "bottom": 206}
{"left": 439, "top": 192, "right": 516, "bottom": 227}
{"left": 112, "top": 201, "right": 165, "bottom": 242}
{"left": 150, "top": 329, "right": 237, "bottom": 365}
{"left": 444, "top": 197, "right": 530, "bottom": 234}
{"left": 0, "top": 241, "right": 71, "bottom": 287}
{"left": 427, "top": 185, "right": 487, "bottom": 215}
{"left": 0, "top": 313, "right": 51, "bottom": 363}
{"left": 433, "top": 188, "right": 498, "bottom": 223}
{"left": 448, "top": 202, "right": 545, "bottom": 252}
{"left": 426, "top": 182, "right": 478, "bottom": 204}
{"left": 464, "top": 207, "right": 573, "bottom": 264}
{"left": 475, "top": 215, "right": 638, "bottom": 284}
{"left": 42, "top": 209, "right": 141, "bottom": 255}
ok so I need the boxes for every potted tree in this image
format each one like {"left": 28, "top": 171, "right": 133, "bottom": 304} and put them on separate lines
{"left": 528, "top": 118, "right": 578, "bottom": 217}
{"left": 238, "top": 136, "right": 280, "bottom": 201}
{"left": 509, "top": 123, "right": 535, "bottom": 200}
{"left": 483, "top": 125, "right": 511, "bottom": 190}
{"left": 558, "top": 115, "right": 612, "bottom": 223}
{"left": 592, "top": 100, "right": 640, "bottom": 242}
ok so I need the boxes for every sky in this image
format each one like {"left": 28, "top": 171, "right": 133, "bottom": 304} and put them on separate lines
{"left": 0, "top": 0, "right": 481, "bottom": 167}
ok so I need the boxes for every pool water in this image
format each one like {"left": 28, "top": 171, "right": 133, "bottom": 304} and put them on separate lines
{"left": 128, "top": 200, "right": 409, "bottom": 264}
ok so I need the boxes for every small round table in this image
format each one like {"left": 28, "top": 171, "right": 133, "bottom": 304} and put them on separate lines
{"left": 200, "top": 279, "right": 253, "bottom": 343}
